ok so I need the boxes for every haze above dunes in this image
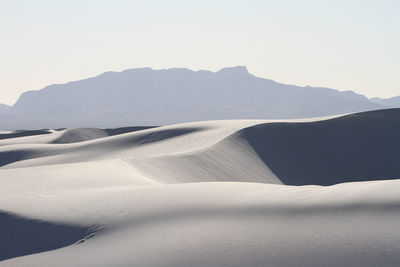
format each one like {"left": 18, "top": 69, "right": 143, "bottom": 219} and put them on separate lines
{"left": 1, "top": 109, "right": 400, "bottom": 266}
{"left": 1, "top": 66, "right": 399, "bottom": 130}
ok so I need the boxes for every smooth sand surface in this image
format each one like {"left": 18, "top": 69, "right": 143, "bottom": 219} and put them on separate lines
{"left": 1, "top": 109, "right": 400, "bottom": 266}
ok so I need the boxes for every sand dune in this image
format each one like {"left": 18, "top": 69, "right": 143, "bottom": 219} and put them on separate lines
{"left": 1, "top": 109, "right": 400, "bottom": 266}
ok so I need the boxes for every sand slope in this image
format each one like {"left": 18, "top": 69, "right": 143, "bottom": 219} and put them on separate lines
{"left": 1, "top": 109, "right": 400, "bottom": 266}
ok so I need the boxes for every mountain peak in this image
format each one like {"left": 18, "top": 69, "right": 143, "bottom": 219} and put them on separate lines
{"left": 216, "top": 66, "right": 249, "bottom": 74}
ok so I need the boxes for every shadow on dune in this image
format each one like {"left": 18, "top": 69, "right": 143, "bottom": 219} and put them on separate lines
{"left": 0, "top": 210, "right": 103, "bottom": 261}
{"left": 103, "top": 126, "right": 157, "bottom": 136}
{"left": 0, "top": 150, "right": 37, "bottom": 168}
{"left": 239, "top": 109, "right": 400, "bottom": 186}
{"left": 0, "top": 130, "right": 51, "bottom": 140}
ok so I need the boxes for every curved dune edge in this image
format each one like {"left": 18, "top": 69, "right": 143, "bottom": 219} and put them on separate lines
{"left": 1, "top": 109, "right": 400, "bottom": 266}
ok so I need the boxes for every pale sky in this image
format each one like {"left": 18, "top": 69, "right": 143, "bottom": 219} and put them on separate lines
{"left": 1, "top": 0, "right": 399, "bottom": 105}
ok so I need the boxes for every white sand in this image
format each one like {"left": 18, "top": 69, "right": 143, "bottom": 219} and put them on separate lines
{"left": 1, "top": 110, "right": 399, "bottom": 266}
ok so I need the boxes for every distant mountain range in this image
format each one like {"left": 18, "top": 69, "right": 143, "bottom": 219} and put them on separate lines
{"left": 0, "top": 103, "right": 10, "bottom": 112}
{"left": 370, "top": 96, "right": 400, "bottom": 107}
{"left": 0, "top": 66, "right": 398, "bottom": 129}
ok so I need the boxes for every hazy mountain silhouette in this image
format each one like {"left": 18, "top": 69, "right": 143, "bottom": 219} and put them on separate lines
{"left": 0, "top": 103, "right": 16, "bottom": 124}
{"left": 370, "top": 96, "right": 400, "bottom": 108}
{"left": 0, "top": 104, "right": 10, "bottom": 113}
{"left": 0, "top": 66, "right": 393, "bottom": 129}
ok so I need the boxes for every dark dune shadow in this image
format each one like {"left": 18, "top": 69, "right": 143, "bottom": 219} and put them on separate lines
{"left": 104, "top": 126, "right": 157, "bottom": 136}
{"left": 0, "top": 150, "right": 36, "bottom": 168}
{"left": 0, "top": 211, "right": 102, "bottom": 261}
{"left": 0, "top": 210, "right": 102, "bottom": 261}
{"left": 0, "top": 130, "right": 51, "bottom": 140}
{"left": 239, "top": 109, "right": 400, "bottom": 186}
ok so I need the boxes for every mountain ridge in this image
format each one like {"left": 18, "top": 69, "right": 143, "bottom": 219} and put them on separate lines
{"left": 371, "top": 95, "right": 400, "bottom": 107}
{"left": 1, "top": 66, "right": 397, "bottom": 130}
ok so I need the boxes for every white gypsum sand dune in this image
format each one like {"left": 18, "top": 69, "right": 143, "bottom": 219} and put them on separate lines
{"left": 1, "top": 109, "right": 400, "bottom": 266}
